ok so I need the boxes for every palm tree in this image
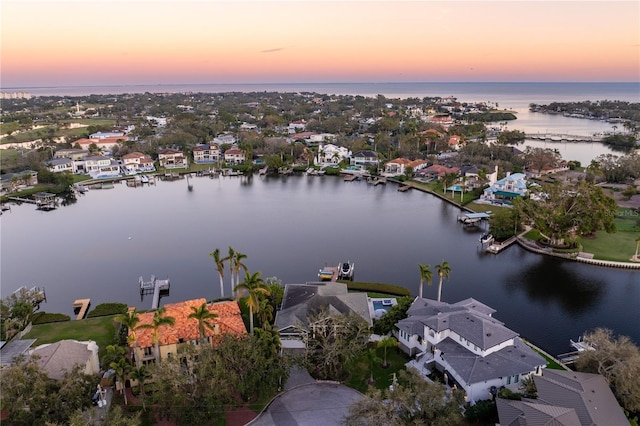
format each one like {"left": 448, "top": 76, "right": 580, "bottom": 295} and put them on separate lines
{"left": 115, "top": 309, "right": 142, "bottom": 367}
{"left": 234, "top": 251, "right": 248, "bottom": 296}
{"left": 366, "top": 348, "right": 382, "bottom": 384}
{"left": 138, "top": 307, "right": 175, "bottom": 364}
{"left": 234, "top": 270, "right": 270, "bottom": 334}
{"left": 188, "top": 302, "right": 218, "bottom": 344}
{"left": 418, "top": 264, "right": 432, "bottom": 299}
{"left": 634, "top": 234, "right": 640, "bottom": 261}
{"left": 102, "top": 344, "right": 127, "bottom": 370}
{"left": 226, "top": 246, "right": 236, "bottom": 297}
{"left": 110, "top": 357, "right": 132, "bottom": 405}
{"left": 209, "top": 248, "right": 226, "bottom": 298}
{"left": 435, "top": 261, "right": 451, "bottom": 302}
{"left": 129, "top": 365, "right": 150, "bottom": 411}
{"left": 377, "top": 336, "right": 398, "bottom": 368}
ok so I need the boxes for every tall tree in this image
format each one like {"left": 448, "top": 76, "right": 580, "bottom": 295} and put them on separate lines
{"left": 234, "top": 270, "right": 269, "bottom": 334}
{"left": 139, "top": 306, "right": 176, "bottom": 364}
{"left": 576, "top": 328, "right": 640, "bottom": 412}
{"left": 129, "top": 365, "right": 151, "bottom": 411}
{"left": 345, "top": 368, "right": 465, "bottom": 426}
{"left": 435, "top": 261, "right": 451, "bottom": 302}
{"left": 226, "top": 246, "right": 236, "bottom": 297}
{"left": 110, "top": 357, "right": 132, "bottom": 405}
{"left": 115, "top": 309, "right": 142, "bottom": 367}
{"left": 209, "top": 248, "right": 226, "bottom": 298}
{"left": 418, "top": 264, "right": 432, "bottom": 299}
{"left": 188, "top": 301, "right": 218, "bottom": 344}
{"left": 519, "top": 181, "right": 617, "bottom": 246}
{"left": 377, "top": 336, "right": 398, "bottom": 368}
{"left": 234, "top": 251, "right": 248, "bottom": 295}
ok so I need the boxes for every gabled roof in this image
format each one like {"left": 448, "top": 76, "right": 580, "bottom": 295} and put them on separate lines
{"left": 275, "top": 282, "right": 372, "bottom": 333}
{"left": 134, "top": 299, "right": 247, "bottom": 348}
{"left": 497, "top": 398, "right": 581, "bottom": 426}
{"left": 158, "top": 148, "right": 183, "bottom": 155}
{"left": 353, "top": 150, "right": 378, "bottom": 158}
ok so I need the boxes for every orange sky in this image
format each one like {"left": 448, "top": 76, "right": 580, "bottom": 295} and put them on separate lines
{"left": 1, "top": 1, "right": 638, "bottom": 87}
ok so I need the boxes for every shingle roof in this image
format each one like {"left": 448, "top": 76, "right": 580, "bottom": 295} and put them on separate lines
{"left": 438, "top": 336, "right": 545, "bottom": 384}
{"left": 133, "top": 299, "right": 246, "bottom": 348}
{"left": 275, "top": 282, "right": 372, "bottom": 332}
{"left": 31, "top": 340, "right": 97, "bottom": 380}
{"left": 534, "top": 370, "right": 629, "bottom": 426}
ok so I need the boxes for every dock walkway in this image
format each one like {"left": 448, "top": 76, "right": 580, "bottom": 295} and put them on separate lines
{"left": 139, "top": 276, "right": 170, "bottom": 309}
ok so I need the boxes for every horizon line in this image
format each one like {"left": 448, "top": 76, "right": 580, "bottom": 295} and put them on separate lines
{"left": 2, "top": 81, "right": 639, "bottom": 91}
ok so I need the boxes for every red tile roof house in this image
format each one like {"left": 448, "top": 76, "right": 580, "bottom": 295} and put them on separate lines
{"left": 122, "top": 152, "right": 155, "bottom": 174}
{"left": 223, "top": 147, "right": 246, "bottom": 165}
{"left": 130, "top": 299, "right": 247, "bottom": 366}
{"left": 383, "top": 158, "right": 428, "bottom": 177}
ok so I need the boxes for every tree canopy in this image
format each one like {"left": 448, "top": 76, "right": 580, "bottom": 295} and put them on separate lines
{"left": 517, "top": 181, "right": 617, "bottom": 246}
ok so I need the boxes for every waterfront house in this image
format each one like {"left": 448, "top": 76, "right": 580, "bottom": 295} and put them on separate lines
{"left": 481, "top": 172, "right": 528, "bottom": 204}
{"left": 121, "top": 152, "right": 155, "bottom": 174}
{"left": 497, "top": 370, "right": 629, "bottom": 426}
{"left": 30, "top": 339, "right": 100, "bottom": 380}
{"left": 84, "top": 156, "right": 122, "bottom": 179}
{"left": 131, "top": 299, "right": 247, "bottom": 366}
{"left": 274, "top": 282, "right": 372, "bottom": 353}
{"left": 317, "top": 143, "right": 351, "bottom": 166}
{"left": 223, "top": 147, "right": 246, "bottom": 165}
{"left": 383, "top": 158, "right": 428, "bottom": 177}
{"left": 192, "top": 144, "right": 221, "bottom": 164}
{"left": 46, "top": 158, "right": 74, "bottom": 174}
{"left": 396, "top": 297, "right": 546, "bottom": 404}
{"left": 350, "top": 150, "right": 379, "bottom": 168}
{"left": 158, "top": 148, "right": 188, "bottom": 169}
{"left": 416, "top": 164, "right": 460, "bottom": 180}
{"left": 0, "top": 170, "right": 39, "bottom": 193}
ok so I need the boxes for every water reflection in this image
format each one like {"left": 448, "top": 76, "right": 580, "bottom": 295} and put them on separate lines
{"left": 505, "top": 257, "right": 604, "bottom": 315}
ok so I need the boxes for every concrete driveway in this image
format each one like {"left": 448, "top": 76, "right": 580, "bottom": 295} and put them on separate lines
{"left": 248, "top": 381, "right": 364, "bottom": 426}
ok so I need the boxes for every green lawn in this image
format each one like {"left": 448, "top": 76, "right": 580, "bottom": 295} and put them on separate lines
{"left": 24, "top": 315, "right": 118, "bottom": 359}
{"left": 345, "top": 343, "right": 410, "bottom": 394}
{"left": 579, "top": 230, "right": 638, "bottom": 262}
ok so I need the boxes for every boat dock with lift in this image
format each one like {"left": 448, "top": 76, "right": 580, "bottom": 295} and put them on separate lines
{"left": 139, "top": 275, "right": 171, "bottom": 309}
{"left": 318, "top": 261, "right": 355, "bottom": 281}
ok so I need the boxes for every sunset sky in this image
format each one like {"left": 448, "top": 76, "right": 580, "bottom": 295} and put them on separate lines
{"left": 1, "top": 1, "right": 638, "bottom": 88}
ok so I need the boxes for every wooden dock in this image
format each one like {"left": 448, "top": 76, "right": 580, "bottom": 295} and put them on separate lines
{"left": 398, "top": 185, "right": 411, "bottom": 192}
{"left": 486, "top": 236, "right": 517, "bottom": 254}
{"left": 73, "top": 298, "right": 91, "bottom": 320}
{"left": 318, "top": 265, "right": 339, "bottom": 282}
{"left": 344, "top": 174, "right": 358, "bottom": 181}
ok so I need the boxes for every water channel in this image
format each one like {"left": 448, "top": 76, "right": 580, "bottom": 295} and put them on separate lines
{"left": 1, "top": 174, "right": 638, "bottom": 356}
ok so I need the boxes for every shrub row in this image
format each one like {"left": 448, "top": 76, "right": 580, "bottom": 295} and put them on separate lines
{"left": 86, "top": 303, "right": 128, "bottom": 318}
{"left": 343, "top": 281, "right": 412, "bottom": 297}
{"left": 31, "top": 312, "right": 71, "bottom": 324}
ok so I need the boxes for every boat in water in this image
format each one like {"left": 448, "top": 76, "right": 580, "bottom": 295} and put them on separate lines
{"left": 479, "top": 233, "right": 494, "bottom": 244}
{"left": 338, "top": 261, "right": 355, "bottom": 280}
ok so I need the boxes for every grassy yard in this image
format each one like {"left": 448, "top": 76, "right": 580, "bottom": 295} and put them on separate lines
{"left": 24, "top": 315, "right": 118, "bottom": 359}
{"left": 345, "top": 342, "right": 410, "bottom": 394}
{"left": 579, "top": 230, "right": 638, "bottom": 262}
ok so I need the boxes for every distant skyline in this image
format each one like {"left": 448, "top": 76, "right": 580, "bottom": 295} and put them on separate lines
{"left": 1, "top": 1, "right": 638, "bottom": 89}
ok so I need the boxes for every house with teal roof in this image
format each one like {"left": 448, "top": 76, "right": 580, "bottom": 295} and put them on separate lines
{"left": 481, "top": 172, "right": 528, "bottom": 205}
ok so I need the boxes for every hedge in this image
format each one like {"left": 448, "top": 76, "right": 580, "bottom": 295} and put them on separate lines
{"left": 342, "top": 281, "right": 412, "bottom": 297}
{"left": 31, "top": 312, "right": 71, "bottom": 324}
{"left": 86, "top": 303, "right": 128, "bottom": 318}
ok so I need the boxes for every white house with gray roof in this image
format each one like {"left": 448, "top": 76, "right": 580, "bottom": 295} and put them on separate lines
{"left": 274, "top": 282, "right": 372, "bottom": 352}
{"left": 396, "top": 297, "right": 546, "bottom": 403}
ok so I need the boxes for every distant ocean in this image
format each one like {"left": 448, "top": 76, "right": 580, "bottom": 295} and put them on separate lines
{"left": 5, "top": 82, "right": 639, "bottom": 110}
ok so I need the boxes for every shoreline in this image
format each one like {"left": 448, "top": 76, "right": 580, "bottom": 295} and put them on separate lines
{"left": 389, "top": 178, "right": 640, "bottom": 270}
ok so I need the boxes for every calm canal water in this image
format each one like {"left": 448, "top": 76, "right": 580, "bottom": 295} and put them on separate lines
{"left": 1, "top": 175, "right": 638, "bottom": 355}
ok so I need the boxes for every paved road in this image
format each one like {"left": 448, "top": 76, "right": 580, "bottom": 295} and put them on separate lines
{"left": 248, "top": 382, "right": 364, "bottom": 426}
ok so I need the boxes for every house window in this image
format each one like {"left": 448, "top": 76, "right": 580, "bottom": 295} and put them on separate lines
{"left": 507, "top": 376, "right": 511, "bottom": 385}
{"left": 514, "top": 374, "right": 519, "bottom": 383}
{"left": 143, "top": 347, "right": 153, "bottom": 357}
